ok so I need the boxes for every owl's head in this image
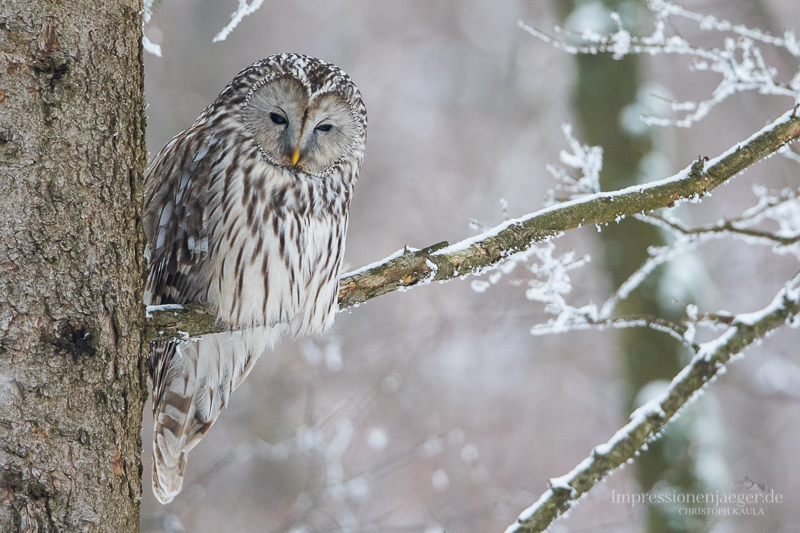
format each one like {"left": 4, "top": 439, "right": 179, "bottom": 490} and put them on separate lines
{"left": 236, "top": 54, "right": 367, "bottom": 177}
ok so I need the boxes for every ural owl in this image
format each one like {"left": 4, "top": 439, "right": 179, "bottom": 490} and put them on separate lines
{"left": 143, "top": 54, "right": 367, "bottom": 504}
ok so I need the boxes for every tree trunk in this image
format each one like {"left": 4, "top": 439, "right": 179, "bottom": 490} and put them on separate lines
{"left": 0, "top": 1, "right": 146, "bottom": 531}
{"left": 574, "top": 50, "right": 702, "bottom": 533}
{"left": 553, "top": 1, "right": 706, "bottom": 532}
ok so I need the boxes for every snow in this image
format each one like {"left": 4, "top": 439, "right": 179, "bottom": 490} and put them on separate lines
{"left": 506, "top": 270, "right": 800, "bottom": 532}
{"left": 417, "top": 437, "right": 443, "bottom": 458}
{"left": 521, "top": 0, "right": 800, "bottom": 128}
{"left": 142, "top": 35, "right": 162, "bottom": 58}
{"left": 301, "top": 339, "right": 323, "bottom": 366}
{"left": 342, "top": 108, "right": 785, "bottom": 310}
{"left": 213, "top": 0, "right": 267, "bottom": 43}
{"left": 543, "top": 124, "right": 603, "bottom": 206}
{"left": 340, "top": 247, "right": 413, "bottom": 278}
{"left": 324, "top": 343, "right": 343, "bottom": 372}
{"left": 471, "top": 280, "right": 491, "bottom": 293}
{"left": 460, "top": 443, "right": 479, "bottom": 464}
{"left": 779, "top": 144, "right": 800, "bottom": 164}
{"left": 503, "top": 490, "right": 553, "bottom": 533}
{"left": 346, "top": 477, "right": 371, "bottom": 503}
{"left": 425, "top": 258, "right": 439, "bottom": 279}
{"left": 444, "top": 428, "right": 464, "bottom": 446}
{"left": 548, "top": 475, "right": 575, "bottom": 493}
{"left": 757, "top": 358, "right": 800, "bottom": 398}
{"left": 142, "top": 0, "right": 162, "bottom": 57}
{"left": 652, "top": 0, "right": 800, "bottom": 57}
{"left": 381, "top": 372, "right": 402, "bottom": 393}
{"left": 505, "top": 456, "right": 594, "bottom": 533}
{"left": 367, "top": 428, "right": 388, "bottom": 451}
{"left": 437, "top": 107, "right": 795, "bottom": 261}
{"left": 431, "top": 469, "right": 450, "bottom": 492}
{"left": 736, "top": 273, "right": 800, "bottom": 325}
{"left": 506, "top": 388, "right": 677, "bottom": 532}
{"left": 145, "top": 303, "right": 184, "bottom": 318}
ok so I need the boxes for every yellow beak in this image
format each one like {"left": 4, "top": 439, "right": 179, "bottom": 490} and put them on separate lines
{"left": 291, "top": 148, "right": 300, "bottom": 166}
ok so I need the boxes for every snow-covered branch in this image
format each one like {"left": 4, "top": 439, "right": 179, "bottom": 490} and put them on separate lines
{"left": 520, "top": 0, "right": 800, "bottom": 127}
{"left": 142, "top": 0, "right": 162, "bottom": 57}
{"left": 212, "top": 0, "right": 266, "bottom": 43}
{"left": 544, "top": 124, "right": 602, "bottom": 205}
{"left": 145, "top": 109, "right": 800, "bottom": 341}
{"left": 504, "top": 272, "right": 800, "bottom": 533}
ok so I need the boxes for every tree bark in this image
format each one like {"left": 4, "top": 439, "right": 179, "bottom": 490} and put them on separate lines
{"left": 0, "top": 1, "right": 146, "bottom": 532}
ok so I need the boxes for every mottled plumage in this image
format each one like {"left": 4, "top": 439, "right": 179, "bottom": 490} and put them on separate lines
{"left": 143, "top": 54, "right": 366, "bottom": 504}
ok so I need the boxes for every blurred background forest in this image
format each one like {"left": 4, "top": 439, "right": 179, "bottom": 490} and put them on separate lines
{"left": 141, "top": 1, "right": 800, "bottom": 532}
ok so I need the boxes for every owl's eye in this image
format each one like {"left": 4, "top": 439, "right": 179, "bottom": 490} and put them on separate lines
{"left": 270, "top": 113, "right": 287, "bottom": 125}
{"left": 315, "top": 123, "right": 333, "bottom": 132}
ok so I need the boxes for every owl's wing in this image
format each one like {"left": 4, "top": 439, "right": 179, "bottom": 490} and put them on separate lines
{"left": 144, "top": 121, "right": 232, "bottom": 503}
{"left": 143, "top": 124, "right": 217, "bottom": 306}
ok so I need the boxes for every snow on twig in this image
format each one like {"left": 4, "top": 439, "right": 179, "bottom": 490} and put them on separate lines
{"left": 526, "top": 185, "right": 800, "bottom": 338}
{"left": 213, "top": 0, "right": 266, "bottom": 43}
{"left": 505, "top": 272, "right": 800, "bottom": 533}
{"left": 497, "top": 128, "right": 800, "bottom": 339}
{"left": 146, "top": 109, "right": 800, "bottom": 338}
{"left": 544, "top": 124, "right": 603, "bottom": 206}
{"left": 650, "top": 0, "right": 800, "bottom": 56}
{"left": 142, "top": 0, "right": 162, "bottom": 57}
{"left": 142, "top": 36, "right": 162, "bottom": 57}
{"left": 520, "top": 0, "right": 800, "bottom": 127}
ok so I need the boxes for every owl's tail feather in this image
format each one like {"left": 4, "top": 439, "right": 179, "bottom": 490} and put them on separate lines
{"left": 149, "top": 326, "right": 282, "bottom": 504}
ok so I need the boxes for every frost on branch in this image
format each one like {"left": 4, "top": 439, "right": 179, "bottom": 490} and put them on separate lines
{"left": 494, "top": 13, "right": 800, "bottom": 529}
{"left": 213, "top": 0, "right": 266, "bottom": 43}
{"left": 522, "top": 244, "right": 594, "bottom": 335}
{"left": 469, "top": 127, "right": 601, "bottom": 298}
{"left": 636, "top": 185, "right": 800, "bottom": 266}
{"left": 502, "top": 133, "right": 800, "bottom": 532}
{"left": 496, "top": 133, "right": 800, "bottom": 533}
{"left": 147, "top": 108, "right": 800, "bottom": 340}
{"left": 520, "top": 0, "right": 800, "bottom": 127}
{"left": 142, "top": 0, "right": 162, "bottom": 57}
{"left": 744, "top": 186, "right": 800, "bottom": 245}
{"left": 505, "top": 273, "right": 800, "bottom": 533}
{"left": 141, "top": 0, "right": 268, "bottom": 53}
{"left": 544, "top": 124, "right": 603, "bottom": 206}
{"left": 510, "top": 184, "right": 800, "bottom": 348}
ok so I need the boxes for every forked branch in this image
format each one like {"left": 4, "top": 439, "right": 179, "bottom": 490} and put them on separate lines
{"left": 504, "top": 272, "right": 800, "bottom": 533}
{"left": 146, "top": 109, "right": 800, "bottom": 341}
